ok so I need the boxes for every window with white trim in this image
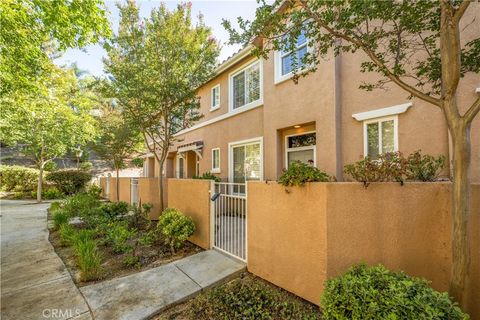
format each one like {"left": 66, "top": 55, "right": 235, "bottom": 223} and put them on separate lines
{"left": 281, "top": 28, "right": 307, "bottom": 76}
{"left": 231, "top": 61, "right": 260, "bottom": 110}
{"left": 364, "top": 116, "right": 398, "bottom": 159}
{"left": 211, "top": 85, "right": 220, "bottom": 110}
{"left": 285, "top": 132, "right": 316, "bottom": 168}
{"left": 211, "top": 148, "right": 220, "bottom": 173}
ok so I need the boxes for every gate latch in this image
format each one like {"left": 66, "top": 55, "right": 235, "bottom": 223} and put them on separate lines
{"left": 210, "top": 193, "right": 220, "bottom": 201}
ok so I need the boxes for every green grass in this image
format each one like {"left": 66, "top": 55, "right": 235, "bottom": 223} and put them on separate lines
{"left": 73, "top": 237, "right": 103, "bottom": 281}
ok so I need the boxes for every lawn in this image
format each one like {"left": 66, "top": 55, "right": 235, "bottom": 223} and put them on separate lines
{"left": 156, "top": 273, "right": 322, "bottom": 320}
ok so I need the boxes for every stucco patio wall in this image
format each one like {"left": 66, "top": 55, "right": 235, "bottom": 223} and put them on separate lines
{"left": 167, "top": 179, "right": 212, "bottom": 249}
{"left": 247, "top": 181, "right": 480, "bottom": 318}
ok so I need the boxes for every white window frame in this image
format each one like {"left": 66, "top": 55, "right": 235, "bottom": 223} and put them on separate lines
{"left": 284, "top": 131, "right": 316, "bottom": 169}
{"left": 210, "top": 84, "right": 220, "bottom": 111}
{"left": 228, "top": 137, "right": 264, "bottom": 183}
{"left": 228, "top": 60, "right": 263, "bottom": 112}
{"left": 211, "top": 148, "right": 220, "bottom": 173}
{"left": 274, "top": 27, "right": 311, "bottom": 84}
{"left": 363, "top": 115, "right": 399, "bottom": 158}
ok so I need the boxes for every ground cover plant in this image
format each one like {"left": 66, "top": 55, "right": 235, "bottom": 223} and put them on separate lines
{"left": 156, "top": 273, "right": 322, "bottom": 320}
{"left": 49, "top": 194, "right": 201, "bottom": 285}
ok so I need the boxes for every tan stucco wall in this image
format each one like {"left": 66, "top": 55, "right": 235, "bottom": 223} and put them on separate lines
{"left": 247, "top": 181, "right": 480, "bottom": 317}
{"left": 138, "top": 178, "right": 163, "bottom": 219}
{"left": 108, "top": 177, "right": 131, "bottom": 203}
{"left": 247, "top": 181, "right": 328, "bottom": 304}
{"left": 167, "top": 179, "right": 211, "bottom": 249}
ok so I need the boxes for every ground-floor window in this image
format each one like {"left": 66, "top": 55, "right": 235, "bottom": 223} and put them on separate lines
{"left": 364, "top": 116, "right": 397, "bottom": 159}
{"left": 176, "top": 156, "right": 184, "bottom": 178}
{"left": 229, "top": 138, "right": 262, "bottom": 194}
{"left": 285, "top": 132, "right": 316, "bottom": 168}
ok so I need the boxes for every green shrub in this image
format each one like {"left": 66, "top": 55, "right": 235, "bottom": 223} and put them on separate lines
{"left": 59, "top": 224, "right": 76, "bottom": 247}
{"left": 63, "top": 193, "right": 101, "bottom": 217}
{"left": 0, "top": 165, "right": 39, "bottom": 192}
{"left": 158, "top": 208, "right": 195, "bottom": 253}
{"left": 344, "top": 152, "right": 406, "bottom": 185}
{"left": 320, "top": 264, "right": 468, "bottom": 320}
{"left": 278, "top": 161, "right": 330, "bottom": 187}
{"left": 45, "top": 169, "right": 91, "bottom": 195}
{"left": 138, "top": 230, "right": 157, "bottom": 247}
{"left": 79, "top": 162, "right": 93, "bottom": 172}
{"left": 100, "top": 201, "right": 129, "bottom": 219}
{"left": 43, "top": 161, "right": 57, "bottom": 172}
{"left": 52, "top": 209, "right": 69, "bottom": 230}
{"left": 13, "top": 191, "right": 27, "bottom": 199}
{"left": 73, "top": 238, "right": 102, "bottom": 281}
{"left": 105, "top": 221, "right": 137, "bottom": 254}
{"left": 131, "top": 157, "right": 144, "bottom": 168}
{"left": 406, "top": 150, "right": 446, "bottom": 181}
{"left": 31, "top": 187, "right": 64, "bottom": 200}
{"left": 49, "top": 201, "right": 62, "bottom": 213}
{"left": 86, "top": 184, "right": 102, "bottom": 198}
{"left": 72, "top": 229, "right": 97, "bottom": 245}
{"left": 187, "top": 275, "right": 321, "bottom": 320}
{"left": 192, "top": 172, "right": 221, "bottom": 182}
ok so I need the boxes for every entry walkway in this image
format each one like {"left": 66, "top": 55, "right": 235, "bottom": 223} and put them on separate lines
{"left": 81, "top": 250, "right": 246, "bottom": 320}
{"left": 0, "top": 200, "right": 245, "bottom": 320}
{"left": 1, "top": 200, "right": 92, "bottom": 320}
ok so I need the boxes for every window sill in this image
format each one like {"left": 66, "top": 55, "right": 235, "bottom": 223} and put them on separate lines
{"left": 274, "top": 72, "right": 295, "bottom": 85}
{"left": 230, "top": 99, "right": 263, "bottom": 113}
{"left": 211, "top": 168, "right": 221, "bottom": 174}
{"left": 210, "top": 106, "right": 220, "bottom": 112}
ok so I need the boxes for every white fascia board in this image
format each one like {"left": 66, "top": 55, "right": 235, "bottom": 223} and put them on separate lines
{"left": 352, "top": 102, "right": 413, "bottom": 121}
{"left": 475, "top": 87, "right": 480, "bottom": 93}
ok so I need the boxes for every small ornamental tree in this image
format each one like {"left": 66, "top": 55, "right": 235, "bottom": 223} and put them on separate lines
{"left": 0, "top": 67, "right": 97, "bottom": 202}
{"left": 92, "top": 103, "right": 143, "bottom": 201}
{"left": 224, "top": 0, "right": 479, "bottom": 306}
{"left": 104, "top": 2, "right": 219, "bottom": 210}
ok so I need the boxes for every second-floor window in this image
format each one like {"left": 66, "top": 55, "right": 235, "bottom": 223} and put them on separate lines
{"left": 211, "top": 84, "right": 220, "bottom": 110}
{"left": 231, "top": 61, "right": 260, "bottom": 110}
{"left": 211, "top": 148, "right": 220, "bottom": 173}
{"left": 281, "top": 29, "right": 307, "bottom": 76}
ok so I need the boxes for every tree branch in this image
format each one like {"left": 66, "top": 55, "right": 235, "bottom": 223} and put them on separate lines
{"left": 453, "top": 0, "right": 470, "bottom": 25}
{"left": 463, "top": 96, "right": 480, "bottom": 124}
{"left": 298, "top": 0, "right": 442, "bottom": 108}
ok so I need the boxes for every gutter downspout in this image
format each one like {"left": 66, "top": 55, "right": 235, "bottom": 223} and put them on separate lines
{"left": 334, "top": 40, "right": 343, "bottom": 181}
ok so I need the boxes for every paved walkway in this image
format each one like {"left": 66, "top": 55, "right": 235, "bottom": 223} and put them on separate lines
{"left": 1, "top": 200, "right": 246, "bottom": 320}
{"left": 1, "top": 200, "right": 92, "bottom": 320}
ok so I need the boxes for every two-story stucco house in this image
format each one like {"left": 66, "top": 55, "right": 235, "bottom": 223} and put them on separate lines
{"left": 142, "top": 9, "right": 480, "bottom": 186}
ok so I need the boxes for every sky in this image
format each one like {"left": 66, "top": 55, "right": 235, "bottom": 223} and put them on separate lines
{"left": 54, "top": 0, "right": 263, "bottom": 77}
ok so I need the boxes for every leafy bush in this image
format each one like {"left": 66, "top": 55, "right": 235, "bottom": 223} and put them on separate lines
{"left": 49, "top": 201, "right": 62, "bottom": 213}
{"left": 105, "top": 221, "right": 137, "bottom": 254}
{"left": 31, "top": 187, "right": 64, "bottom": 200}
{"left": 43, "top": 161, "right": 57, "bottom": 172}
{"left": 79, "top": 162, "right": 93, "bottom": 171}
{"left": 344, "top": 152, "right": 406, "bottom": 185}
{"left": 344, "top": 151, "right": 446, "bottom": 185}
{"left": 72, "top": 229, "right": 97, "bottom": 245}
{"left": 406, "top": 150, "right": 446, "bottom": 181}
{"left": 73, "top": 238, "right": 102, "bottom": 281}
{"left": 187, "top": 275, "right": 321, "bottom": 320}
{"left": 52, "top": 209, "right": 69, "bottom": 230}
{"left": 59, "top": 224, "right": 76, "bottom": 247}
{"left": 138, "top": 230, "right": 157, "bottom": 247}
{"left": 193, "top": 172, "right": 221, "bottom": 182}
{"left": 131, "top": 157, "right": 144, "bottom": 168}
{"left": 278, "top": 161, "right": 330, "bottom": 187}
{"left": 321, "top": 264, "right": 468, "bottom": 320}
{"left": 63, "top": 193, "right": 101, "bottom": 218}
{"left": 158, "top": 208, "right": 195, "bottom": 253}
{"left": 86, "top": 184, "right": 102, "bottom": 198}
{"left": 0, "top": 165, "right": 39, "bottom": 192}
{"left": 100, "top": 201, "right": 129, "bottom": 219}
{"left": 46, "top": 169, "right": 92, "bottom": 195}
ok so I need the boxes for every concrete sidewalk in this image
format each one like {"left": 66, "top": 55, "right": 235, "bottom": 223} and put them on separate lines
{"left": 81, "top": 250, "right": 246, "bottom": 320}
{"left": 1, "top": 200, "right": 92, "bottom": 320}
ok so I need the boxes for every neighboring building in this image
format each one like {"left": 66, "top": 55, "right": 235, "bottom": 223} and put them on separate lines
{"left": 143, "top": 7, "right": 480, "bottom": 184}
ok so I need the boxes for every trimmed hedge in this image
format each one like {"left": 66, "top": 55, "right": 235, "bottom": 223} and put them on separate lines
{"left": 46, "top": 169, "right": 91, "bottom": 195}
{"left": 0, "top": 165, "right": 39, "bottom": 192}
{"left": 321, "top": 264, "right": 468, "bottom": 320}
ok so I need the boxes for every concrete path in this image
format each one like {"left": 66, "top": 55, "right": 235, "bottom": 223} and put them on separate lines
{"left": 1, "top": 200, "right": 92, "bottom": 320}
{"left": 81, "top": 250, "right": 246, "bottom": 320}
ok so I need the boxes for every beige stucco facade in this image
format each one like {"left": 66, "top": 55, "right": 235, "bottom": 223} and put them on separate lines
{"left": 144, "top": 5, "right": 479, "bottom": 185}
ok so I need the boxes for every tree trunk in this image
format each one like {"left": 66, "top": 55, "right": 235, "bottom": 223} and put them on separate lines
{"left": 37, "top": 164, "right": 43, "bottom": 203}
{"left": 449, "top": 123, "right": 472, "bottom": 306}
{"left": 158, "top": 164, "right": 164, "bottom": 212}
{"left": 116, "top": 166, "right": 120, "bottom": 202}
